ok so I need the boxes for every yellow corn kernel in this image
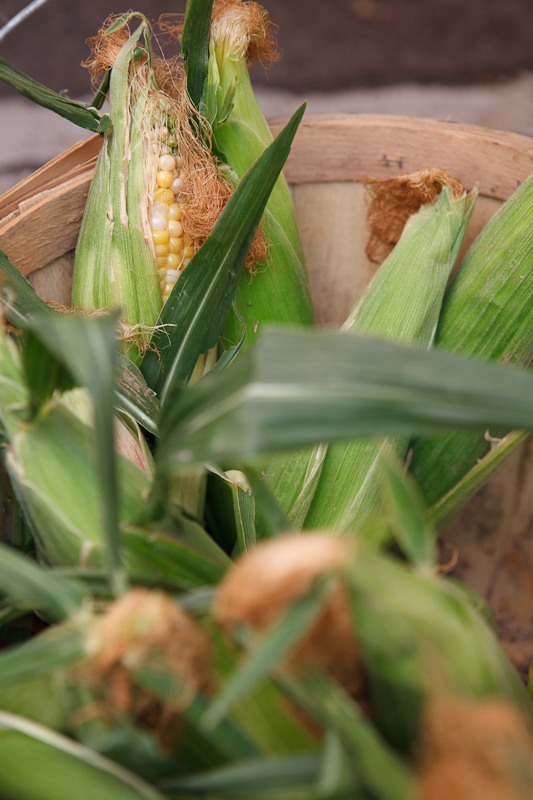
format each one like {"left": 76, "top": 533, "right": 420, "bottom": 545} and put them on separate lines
{"left": 155, "top": 243, "right": 169, "bottom": 257}
{"left": 183, "top": 233, "right": 193, "bottom": 247}
{"left": 153, "top": 188, "right": 174, "bottom": 204}
{"left": 152, "top": 229, "right": 170, "bottom": 245}
{"left": 168, "top": 203, "right": 182, "bottom": 221}
{"left": 168, "top": 219, "right": 183, "bottom": 238}
{"left": 156, "top": 256, "right": 168, "bottom": 268}
{"left": 156, "top": 170, "right": 174, "bottom": 189}
{"left": 166, "top": 252, "right": 181, "bottom": 271}
{"left": 183, "top": 245, "right": 195, "bottom": 260}
{"left": 169, "top": 236, "right": 184, "bottom": 255}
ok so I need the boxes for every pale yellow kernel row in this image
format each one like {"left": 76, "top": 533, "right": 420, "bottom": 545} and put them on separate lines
{"left": 149, "top": 152, "right": 196, "bottom": 304}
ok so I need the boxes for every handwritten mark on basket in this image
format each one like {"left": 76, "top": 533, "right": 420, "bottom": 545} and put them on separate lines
{"left": 381, "top": 155, "right": 404, "bottom": 169}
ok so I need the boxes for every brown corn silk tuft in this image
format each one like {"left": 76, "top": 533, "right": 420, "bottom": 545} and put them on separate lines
{"left": 417, "top": 695, "right": 533, "bottom": 800}
{"left": 83, "top": 17, "right": 266, "bottom": 276}
{"left": 364, "top": 168, "right": 465, "bottom": 263}
{"left": 81, "top": 589, "right": 212, "bottom": 746}
{"left": 214, "top": 533, "right": 365, "bottom": 699}
{"left": 210, "top": 0, "right": 280, "bottom": 66}
{"left": 82, "top": 20, "right": 130, "bottom": 88}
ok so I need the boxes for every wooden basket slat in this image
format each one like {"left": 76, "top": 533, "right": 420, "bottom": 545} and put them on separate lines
{"left": 1, "top": 115, "right": 531, "bottom": 284}
{"left": 0, "top": 135, "right": 101, "bottom": 218}
{"left": 270, "top": 114, "right": 533, "bottom": 200}
{"left": 0, "top": 170, "right": 94, "bottom": 277}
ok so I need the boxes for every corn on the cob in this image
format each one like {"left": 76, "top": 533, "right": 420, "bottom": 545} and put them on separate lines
{"left": 72, "top": 18, "right": 231, "bottom": 362}
{"left": 212, "top": 532, "right": 533, "bottom": 748}
{"left": 303, "top": 183, "right": 475, "bottom": 534}
{"left": 149, "top": 159, "right": 188, "bottom": 302}
{"left": 72, "top": 20, "right": 162, "bottom": 359}
{"left": 271, "top": 178, "right": 477, "bottom": 535}
{"left": 5, "top": 398, "right": 150, "bottom": 568}
{"left": 409, "top": 172, "right": 533, "bottom": 513}
{"left": 205, "top": 0, "right": 314, "bottom": 350}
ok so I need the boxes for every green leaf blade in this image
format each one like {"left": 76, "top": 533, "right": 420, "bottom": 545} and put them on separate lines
{"left": 0, "top": 57, "right": 105, "bottom": 132}
{"left": 182, "top": 0, "right": 215, "bottom": 110}
{"left": 155, "top": 330, "right": 533, "bottom": 472}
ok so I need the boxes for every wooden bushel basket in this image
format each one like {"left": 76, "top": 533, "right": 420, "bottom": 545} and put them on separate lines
{"left": 2, "top": 113, "right": 533, "bottom": 678}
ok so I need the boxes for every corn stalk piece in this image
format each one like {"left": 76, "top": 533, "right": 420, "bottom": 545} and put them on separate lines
{"left": 203, "top": 0, "right": 314, "bottom": 350}
{"left": 409, "top": 172, "right": 533, "bottom": 516}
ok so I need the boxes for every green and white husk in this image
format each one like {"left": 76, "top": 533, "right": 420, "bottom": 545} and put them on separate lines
{"left": 72, "top": 19, "right": 165, "bottom": 363}
{"left": 262, "top": 184, "right": 477, "bottom": 535}
{"left": 410, "top": 172, "right": 533, "bottom": 517}
{"left": 0, "top": 318, "right": 143, "bottom": 568}
{"left": 204, "top": 0, "right": 314, "bottom": 350}
{"left": 5, "top": 395, "right": 150, "bottom": 568}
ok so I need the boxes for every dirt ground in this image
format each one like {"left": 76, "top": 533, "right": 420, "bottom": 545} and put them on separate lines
{"left": 1, "top": 0, "right": 533, "bottom": 97}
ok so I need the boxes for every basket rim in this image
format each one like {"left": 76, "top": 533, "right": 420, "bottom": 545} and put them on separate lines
{"left": 2, "top": 112, "right": 533, "bottom": 277}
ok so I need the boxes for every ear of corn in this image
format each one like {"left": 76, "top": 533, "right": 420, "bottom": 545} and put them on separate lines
{"left": 5, "top": 399, "right": 149, "bottom": 568}
{"left": 409, "top": 172, "right": 533, "bottom": 513}
{"left": 274, "top": 184, "right": 477, "bottom": 534}
{"left": 72, "top": 21, "right": 162, "bottom": 364}
{"left": 0, "top": 328, "right": 31, "bottom": 441}
{"left": 347, "top": 547, "right": 533, "bottom": 714}
{"left": 60, "top": 387, "right": 154, "bottom": 476}
{"left": 204, "top": 0, "right": 314, "bottom": 350}
{"left": 72, "top": 19, "right": 204, "bottom": 363}
{"left": 209, "top": 531, "right": 533, "bottom": 795}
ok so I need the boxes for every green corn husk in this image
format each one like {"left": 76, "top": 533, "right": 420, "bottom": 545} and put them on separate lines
{"left": 0, "top": 326, "right": 31, "bottom": 438}
{"left": 0, "top": 315, "right": 143, "bottom": 567}
{"left": 5, "top": 398, "right": 149, "bottom": 568}
{"left": 210, "top": 531, "right": 533, "bottom": 794}
{"left": 0, "top": 711, "right": 167, "bottom": 800}
{"left": 60, "top": 387, "right": 154, "bottom": 477}
{"left": 72, "top": 20, "right": 163, "bottom": 360}
{"left": 3, "top": 397, "right": 227, "bottom": 580}
{"left": 266, "top": 183, "right": 476, "bottom": 535}
{"left": 204, "top": 0, "right": 314, "bottom": 349}
{"left": 409, "top": 172, "right": 533, "bottom": 515}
